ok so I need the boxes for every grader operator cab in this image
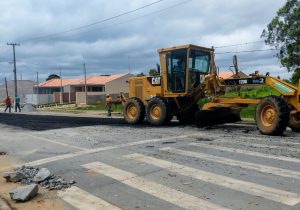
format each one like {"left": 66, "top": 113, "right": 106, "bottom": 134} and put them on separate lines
{"left": 123, "top": 44, "right": 300, "bottom": 136}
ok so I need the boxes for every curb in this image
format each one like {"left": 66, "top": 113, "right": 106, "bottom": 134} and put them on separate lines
{"left": 0, "top": 197, "right": 11, "bottom": 210}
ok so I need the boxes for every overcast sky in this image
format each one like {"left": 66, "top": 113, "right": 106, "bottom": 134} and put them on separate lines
{"left": 0, "top": 0, "right": 290, "bottom": 82}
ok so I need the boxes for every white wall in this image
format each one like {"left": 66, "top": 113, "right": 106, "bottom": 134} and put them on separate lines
{"left": 25, "top": 94, "right": 53, "bottom": 105}
{"left": 105, "top": 74, "right": 131, "bottom": 94}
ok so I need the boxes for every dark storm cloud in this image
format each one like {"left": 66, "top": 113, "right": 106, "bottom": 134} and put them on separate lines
{"left": 0, "top": 0, "right": 291, "bottom": 82}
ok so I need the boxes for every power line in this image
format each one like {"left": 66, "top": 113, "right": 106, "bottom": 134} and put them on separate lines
{"left": 7, "top": 43, "right": 20, "bottom": 98}
{"left": 18, "top": 0, "right": 165, "bottom": 43}
{"left": 214, "top": 40, "right": 265, "bottom": 49}
{"left": 50, "top": 0, "right": 193, "bottom": 41}
{"left": 215, "top": 48, "right": 278, "bottom": 54}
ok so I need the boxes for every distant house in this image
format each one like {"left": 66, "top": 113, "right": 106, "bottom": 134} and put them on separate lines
{"left": 33, "top": 73, "right": 131, "bottom": 104}
{"left": 36, "top": 74, "right": 130, "bottom": 94}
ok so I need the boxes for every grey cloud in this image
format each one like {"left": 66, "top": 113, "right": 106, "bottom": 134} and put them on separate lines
{"left": 0, "top": 0, "right": 289, "bottom": 82}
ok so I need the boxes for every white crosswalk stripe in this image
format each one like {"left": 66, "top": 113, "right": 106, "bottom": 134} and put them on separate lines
{"left": 189, "top": 142, "right": 300, "bottom": 163}
{"left": 125, "top": 153, "right": 300, "bottom": 206}
{"left": 58, "top": 186, "right": 121, "bottom": 210}
{"left": 159, "top": 147, "right": 300, "bottom": 180}
{"left": 83, "top": 161, "right": 229, "bottom": 210}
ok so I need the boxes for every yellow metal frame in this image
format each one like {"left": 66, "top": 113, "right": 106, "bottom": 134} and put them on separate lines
{"left": 127, "top": 43, "right": 300, "bottom": 123}
{"left": 203, "top": 97, "right": 260, "bottom": 110}
{"left": 159, "top": 45, "right": 214, "bottom": 98}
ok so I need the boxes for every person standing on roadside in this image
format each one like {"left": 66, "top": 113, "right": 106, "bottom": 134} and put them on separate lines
{"left": 105, "top": 94, "right": 113, "bottom": 117}
{"left": 15, "top": 95, "right": 21, "bottom": 112}
{"left": 3, "top": 96, "right": 12, "bottom": 113}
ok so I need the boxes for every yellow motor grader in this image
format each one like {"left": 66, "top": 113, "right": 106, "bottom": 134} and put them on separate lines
{"left": 122, "top": 44, "right": 300, "bottom": 136}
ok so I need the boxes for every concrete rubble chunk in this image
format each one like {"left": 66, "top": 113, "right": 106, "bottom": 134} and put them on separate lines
{"left": 13, "top": 166, "right": 75, "bottom": 190}
{"left": 3, "top": 172, "right": 25, "bottom": 183}
{"left": 22, "top": 104, "right": 37, "bottom": 112}
{"left": 33, "top": 168, "right": 51, "bottom": 183}
{"left": 9, "top": 184, "right": 39, "bottom": 202}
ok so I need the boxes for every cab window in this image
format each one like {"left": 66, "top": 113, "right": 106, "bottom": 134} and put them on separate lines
{"left": 188, "top": 50, "right": 210, "bottom": 89}
{"left": 166, "top": 49, "right": 187, "bottom": 93}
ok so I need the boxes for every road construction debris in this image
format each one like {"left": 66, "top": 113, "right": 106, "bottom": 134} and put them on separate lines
{"left": 3, "top": 172, "right": 25, "bottom": 183}
{"left": 2, "top": 166, "right": 76, "bottom": 191}
{"left": 22, "top": 104, "right": 37, "bottom": 112}
{"left": 33, "top": 168, "right": 51, "bottom": 183}
{"left": 9, "top": 184, "right": 38, "bottom": 202}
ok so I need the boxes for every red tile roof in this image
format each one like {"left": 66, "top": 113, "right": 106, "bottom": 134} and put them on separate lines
{"left": 218, "top": 71, "right": 234, "bottom": 79}
{"left": 218, "top": 71, "right": 249, "bottom": 79}
{"left": 38, "top": 74, "right": 127, "bottom": 87}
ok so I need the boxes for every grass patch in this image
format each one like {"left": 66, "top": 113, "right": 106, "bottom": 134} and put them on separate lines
{"left": 224, "top": 86, "right": 280, "bottom": 98}
{"left": 39, "top": 103, "right": 124, "bottom": 114}
{"left": 75, "top": 104, "right": 124, "bottom": 112}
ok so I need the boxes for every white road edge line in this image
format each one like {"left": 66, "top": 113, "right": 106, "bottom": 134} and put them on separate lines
{"left": 125, "top": 153, "right": 300, "bottom": 206}
{"left": 58, "top": 186, "right": 121, "bottom": 210}
{"left": 82, "top": 161, "right": 229, "bottom": 210}
{"left": 189, "top": 142, "right": 300, "bottom": 164}
{"left": 22, "top": 133, "right": 88, "bottom": 151}
{"left": 160, "top": 147, "right": 300, "bottom": 180}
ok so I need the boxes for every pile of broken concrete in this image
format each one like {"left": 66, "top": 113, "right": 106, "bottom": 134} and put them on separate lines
{"left": 3, "top": 166, "right": 76, "bottom": 202}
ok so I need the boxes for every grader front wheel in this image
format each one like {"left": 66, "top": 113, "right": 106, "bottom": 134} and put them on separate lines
{"left": 123, "top": 98, "right": 145, "bottom": 124}
{"left": 146, "top": 97, "right": 168, "bottom": 126}
{"left": 256, "top": 96, "right": 289, "bottom": 135}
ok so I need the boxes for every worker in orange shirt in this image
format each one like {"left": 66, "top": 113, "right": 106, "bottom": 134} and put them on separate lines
{"left": 105, "top": 94, "right": 113, "bottom": 117}
{"left": 3, "top": 96, "right": 12, "bottom": 113}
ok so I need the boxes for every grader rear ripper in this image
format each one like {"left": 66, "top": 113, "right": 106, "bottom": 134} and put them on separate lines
{"left": 122, "top": 44, "right": 300, "bottom": 136}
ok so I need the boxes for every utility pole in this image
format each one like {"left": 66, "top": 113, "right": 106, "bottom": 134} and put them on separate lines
{"left": 83, "top": 63, "right": 88, "bottom": 105}
{"left": 36, "top": 72, "right": 39, "bottom": 105}
{"left": 7, "top": 43, "right": 20, "bottom": 99}
{"left": 59, "top": 68, "right": 63, "bottom": 104}
{"left": 20, "top": 72, "right": 23, "bottom": 103}
{"left": 128, "top": 56, "right": 131, "bottom": 74}
{"left": 4, "top": 77, "right": 8, "bottom": 98}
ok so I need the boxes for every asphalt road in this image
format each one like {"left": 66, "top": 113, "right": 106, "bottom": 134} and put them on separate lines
{"left": 0, "top": 112, "right": 300, "bottom": 210}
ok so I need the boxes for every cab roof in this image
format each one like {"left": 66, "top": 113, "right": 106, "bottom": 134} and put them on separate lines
{"left": 157, "top": 44, "right": 214, "bottom": 53}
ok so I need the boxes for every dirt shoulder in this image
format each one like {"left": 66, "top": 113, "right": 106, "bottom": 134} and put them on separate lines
{"left": 0, "top": 154, "right": 66, "bottom": 210}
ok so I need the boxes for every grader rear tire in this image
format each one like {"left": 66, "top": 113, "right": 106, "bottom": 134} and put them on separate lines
{"left": 255, "top": 96, "right": 289, "bottom": 135}
{"left": 124, "top": 98, "right": 145, "bottom": 124}
{"left": 289, "top": 113, "right": 300, "bottom": 132}
{"left": 146, "top": 97, "right": 168, "bottom": 126}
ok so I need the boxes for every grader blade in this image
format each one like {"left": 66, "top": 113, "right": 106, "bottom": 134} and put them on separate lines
{"left": 195, "top": 108, "right": 241, "bottom": 127}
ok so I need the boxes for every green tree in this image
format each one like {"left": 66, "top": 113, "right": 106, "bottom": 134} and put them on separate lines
{"left": 291, "top": 67, "right": 300, "bottom": 84}
{"left": 149, "top": 68, "right": 158, "bottom": 76}
{"left": 136, "top": 72, "right": 145, "bottom": 77}
{"left": 262, "top": 0, "right": 300, "bottom": 71}
{"left": 46, "top": 74, "right": 60, "bottom": 81}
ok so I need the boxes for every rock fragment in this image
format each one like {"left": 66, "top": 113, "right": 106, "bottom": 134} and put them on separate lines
{"left": 3, "top": 172, "right": 25, "bottom": 183}
{"left": 8, "top": 166, "right": 76, "bottom": 190}
{"left": 33, "top": 168, "right": 51, "bottom": 183}
{"left": 9, "top": 184, "right": 39, "bottom": 202}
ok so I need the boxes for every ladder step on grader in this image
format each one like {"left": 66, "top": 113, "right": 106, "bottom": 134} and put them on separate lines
{"left": 121, "top": 44, "right": 300, "bottom": 136}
